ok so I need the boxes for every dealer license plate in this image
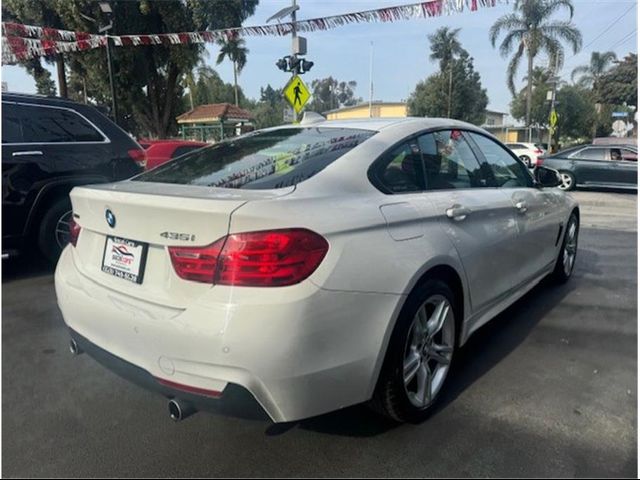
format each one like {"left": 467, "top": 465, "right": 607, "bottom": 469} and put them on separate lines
{"left": 101, "top": 236, "right": 149, "bottom": 284}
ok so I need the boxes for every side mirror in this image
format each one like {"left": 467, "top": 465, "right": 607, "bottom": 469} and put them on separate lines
{"left": 534, "top": 165, "right": 562, "bottom": 188}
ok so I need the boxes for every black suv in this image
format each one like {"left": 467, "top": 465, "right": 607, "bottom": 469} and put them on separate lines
{"left": 2, "top": 93, "right": 145, "bottom": 262}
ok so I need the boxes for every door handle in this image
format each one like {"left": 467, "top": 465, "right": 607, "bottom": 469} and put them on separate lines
{"left": 12, "top": 151, "right": 43, "bottom": 157}
{"left": 445, "top": 205, "right": 471, "bottom": 221}
{"left": 515, "top": 201, "right": 528, "bottom": 214}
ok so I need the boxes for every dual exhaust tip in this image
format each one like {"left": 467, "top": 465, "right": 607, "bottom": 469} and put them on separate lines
{"left": 69, "top": 338, "right": 196, "bottom": 422}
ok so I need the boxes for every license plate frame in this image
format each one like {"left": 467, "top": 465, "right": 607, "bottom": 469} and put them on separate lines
{"left": 101, "top": 235, "right": 149, "bottom": 285}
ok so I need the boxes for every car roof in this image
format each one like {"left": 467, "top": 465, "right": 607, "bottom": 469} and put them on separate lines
{"left": 270, "top": 116, "right": 485, "bottom": 134}
{"left": 2, "top": 91, "right": 89, "bottom": 108}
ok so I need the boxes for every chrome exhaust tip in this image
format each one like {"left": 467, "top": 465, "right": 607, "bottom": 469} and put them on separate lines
{"left": 168, "top": 399, "right": 196, "bottom": 422}
{"left": 69, "top": 339, "right": 83, "bottom": 355}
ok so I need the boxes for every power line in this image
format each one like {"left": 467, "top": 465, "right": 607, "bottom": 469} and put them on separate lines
{"left": 579, "top": 3, "right": 636, "bottom": 52}
{"left": 606, "top": 29, "right": 638, "bottom": 50}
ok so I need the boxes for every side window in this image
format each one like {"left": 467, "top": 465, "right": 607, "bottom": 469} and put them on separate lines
{"left": 2, "top": 104, "right": 23, "bottom": 143}
{"left": 468, "top": 132, "right": 532, "bottom": 188}
{"left": 621, "top": 149, "right": 638, "bottom": 162}
{"left": 418, "top": 130, "right": 486, "bottom": 190}
{"left": 21, "top": 105, "right": 105, "bottom": 143}
{"left": 375, "top": 140, "right": 424, "bottom": 193}
{"left": 572, "top": 147, "right": 607, "bottom": 160}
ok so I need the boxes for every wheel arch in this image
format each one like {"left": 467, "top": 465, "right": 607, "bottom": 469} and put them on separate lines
{"left": 24, "top": 176, "right": 109, "bottom": 237}
{"left": 367, "top": 260, "right": 469, "bottom": 398}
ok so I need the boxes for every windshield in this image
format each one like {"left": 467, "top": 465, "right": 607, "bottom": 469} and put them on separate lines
{"left": 135, "top": 127, "right": 375, "bottom": 189}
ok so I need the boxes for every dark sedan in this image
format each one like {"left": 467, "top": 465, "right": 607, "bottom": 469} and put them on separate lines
{"left": 540, "top": 144, "right": 637, "bottom": 191}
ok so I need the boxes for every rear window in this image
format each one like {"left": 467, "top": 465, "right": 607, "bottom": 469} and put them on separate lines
{"left": 19, "top": 104, "right": 105, "bottom": 143}
{"left": 135, "top": 127, "right": 375, "bottom": 189}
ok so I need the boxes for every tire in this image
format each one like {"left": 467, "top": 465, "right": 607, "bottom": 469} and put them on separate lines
{"left": 551, "top": 213, "right": 579, "bottom": 283}
{"left": 371, "top": 279, "right": 457, "bottom": 423}
{"left": 519, "top": 155, "right": 532, "bottom": 168}
{"left": 558, "top": 171, "right": 576, "bottom": 191}
{"left": 38, "top": 197, "right": 73, "bottom": 263}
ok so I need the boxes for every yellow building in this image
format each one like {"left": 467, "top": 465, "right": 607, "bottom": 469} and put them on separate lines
{"left": 324, "top": 102, "right": 408, "bottom": 120}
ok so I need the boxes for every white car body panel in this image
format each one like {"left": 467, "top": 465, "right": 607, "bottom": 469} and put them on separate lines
{"left": 55, "top": 117, "right": 578, "bottom": 422}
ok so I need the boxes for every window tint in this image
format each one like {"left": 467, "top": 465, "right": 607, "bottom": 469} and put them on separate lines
{"left": 172, "top": 145, "right": 204, "bottom": 159}
{"left": 136, "top": 127, "right": 375, "bottom": 190}
{"left": 620, "top": 149, "right": 638, "bottom": 162}
{"left": 375, "top": 140, "right": 424, "bottom": 193}
{"left": 2, "top": 104, "right": 23, "bottom": 143}
{"left": 468, "top": 132, "right": 531, "bottom": 188}
{"left": 419, "top": 130, "right": 485, "bottom": 190}
{"left": 20, "top": 105, "right": 104, "bottom": 143}
{"left": 573, "top": 147, "right": 607, "bottom": 160}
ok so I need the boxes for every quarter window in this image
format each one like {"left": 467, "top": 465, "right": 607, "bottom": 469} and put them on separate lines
{"left": 418, "top": 130, "right": 486, "bottom": 190}
{"left": 467, "top": 132, "right": 531, "bottom": 188}
{"left": 375, "top": 140, "right": 425, "bottom": 193}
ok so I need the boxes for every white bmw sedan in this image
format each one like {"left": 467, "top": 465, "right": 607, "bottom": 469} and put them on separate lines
{"left": 55, "top": 117, "right": 579, "bottom": 423}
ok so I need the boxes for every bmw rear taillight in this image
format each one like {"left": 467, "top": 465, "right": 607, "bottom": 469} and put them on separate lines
{"left": 128, "top": 148, "right": 147, "bottom": 169}
{"left": 69, "top": 216, "right": 81, "bottom": 247}
{"left": 168, "top": 229, "right": 329, "bottom": 287}
{"left": 534, "top": 148, "right": 543, "bottom": 154}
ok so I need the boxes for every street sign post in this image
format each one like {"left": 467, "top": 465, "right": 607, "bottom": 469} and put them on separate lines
{"left": 284, "top": 75, "right": 310, "bottom": 114}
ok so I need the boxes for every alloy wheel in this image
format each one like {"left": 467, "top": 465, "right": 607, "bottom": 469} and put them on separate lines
{"left": 403, "top": 294, "right": 455, "bottom": 409}
{"left": 559, "top": 173, "right": 574, "bottom": 190}
{"left": 563, "top": 219, "right": 578, "bottom": 276}
{"left": 55, "top": 210, "right": 73, "bottom": 248}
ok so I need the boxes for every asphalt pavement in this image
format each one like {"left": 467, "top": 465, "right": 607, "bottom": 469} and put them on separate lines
{"left": 2, "top": 190, "right": 637, "bottom": 478}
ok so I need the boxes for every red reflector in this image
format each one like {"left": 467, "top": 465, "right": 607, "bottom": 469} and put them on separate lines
{"left": 168, "top": 229, "right": 329, "bottom": 287}
{"left": 128, "top": 148, "right": 147, "bottom": 168}
{"left": 156, "top": 378, "right": 222, "bottom": 399}
{"left": 536, "top": 156, "right": 544, "bottom": 166}
{"left": 69, "top": 216, "right": 81, "bottom": 247}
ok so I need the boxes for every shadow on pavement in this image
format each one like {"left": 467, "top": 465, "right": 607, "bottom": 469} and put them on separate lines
{"left": 2, "top": 254, "right": 54, "bottom": 283}
{"left": 290, "top": 275, "right": 577, "bottom": 438}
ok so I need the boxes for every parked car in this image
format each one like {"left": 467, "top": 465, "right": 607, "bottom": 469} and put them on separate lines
{"left": 504, "top": 142, "right": 546, "bottom": 167}
{"left": 540, "top": 144, "right": 637, "bottom": 191}
{"left": 139, "top": 139, "right": 208, "bottom": 170}
{"left": 2, "top": 92, "right": 146, "bottom": 262}
{"left": 56, "top": 117, "right": 578, "bottom": 424}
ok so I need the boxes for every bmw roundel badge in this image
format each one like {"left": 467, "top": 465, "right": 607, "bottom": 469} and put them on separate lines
{"left": 105, "top": 209, "right": 116, "bottom": 228}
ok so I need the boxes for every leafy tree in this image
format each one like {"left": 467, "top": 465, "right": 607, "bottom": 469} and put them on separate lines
{"left": 571, "top": 51, "right": 617, "bottom": 90}
{"left": 511, "top": 82, "right": 595, "bottom": 139}
{"left": 409, "top": 51, "right": 488, "bottom": 125}
{"left": 428, "top": 27, "right": 463, "bottom": 71}
{"left": 308, "top": 77, "right": 361, "bottom": 113}
{"left": 490, "top": 0, "right": 582, "bottom": 126}
{"left": 189, "top": 66, "right": 242, "bottom": 107}
{"left": 4, "top": 0, "right": 258, "bottom": 137}
{"left": 216, "top": 36, "right": 249, "bottom": 107}
{"left": 428, "top": 27, "right": 465, "bottom": 117}
{"left": 3, "top": 0, "right": 69, "bottom": 96}
{"left": 599, "top": 53, "right": 637, "bottom": 107}
{"left": 249, "top": 84, "right": 286, "bottom": 129}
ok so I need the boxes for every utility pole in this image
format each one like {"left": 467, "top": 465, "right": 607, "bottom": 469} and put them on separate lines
{"left": 99, "top": 1, "right": 118, "bottom": 125}
{"left": 291, "top": 0, "right": 298, "bottom": 76}
{"left": 547, "top": 53, "right": 560, "bottom": 152}
{"left": 369, "top": 41, "right": 374, "bottom": 117}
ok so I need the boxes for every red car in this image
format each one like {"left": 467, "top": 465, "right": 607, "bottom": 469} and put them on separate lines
{"left": 139, "top": 139, "right": 208, "bottom": 170}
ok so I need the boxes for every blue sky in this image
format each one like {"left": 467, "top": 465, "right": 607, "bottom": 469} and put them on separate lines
{"left": 2, "top": 0, "right": 638, "bottom": 114}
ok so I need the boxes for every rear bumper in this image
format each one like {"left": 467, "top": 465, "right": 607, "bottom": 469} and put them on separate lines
{"left": 55, "top": 246, "right": 402, "bottom": 422}
{"left": 68, "top": 328, "right": 270, "bottom": 421}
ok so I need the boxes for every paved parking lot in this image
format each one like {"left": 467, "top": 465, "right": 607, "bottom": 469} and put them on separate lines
{"left": 2, "top": 190, "right": 637, "bottom": 478}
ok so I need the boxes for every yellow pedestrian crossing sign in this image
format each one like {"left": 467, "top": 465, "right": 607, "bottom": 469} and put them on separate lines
{"left": 284, "top": 75, "right": 310, "bottom": 114}
{"left": 550, "top": 109, "right": 558, "bottom": 128}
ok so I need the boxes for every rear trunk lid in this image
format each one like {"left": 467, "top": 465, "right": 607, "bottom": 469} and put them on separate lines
{"left": 69, "top": 181, "right": 294, "bottom": 307}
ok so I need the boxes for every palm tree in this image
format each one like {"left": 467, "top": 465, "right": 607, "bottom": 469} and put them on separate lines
{"left": 490, "top": 0, "right": 582, "bottom": 127}
{"left": 428, "top": 27, "right": 464, "bottom": 117}
{"left": 216, "top": 36, "right": 249, "bottom": 107}
{"left": 571, "top": 51, "right": 617, "bottom": 90}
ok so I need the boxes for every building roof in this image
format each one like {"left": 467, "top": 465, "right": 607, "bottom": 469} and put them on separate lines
{"left": 485, "top": 109, "right": 508, "bottom": 116}
{"left": 176, "top": 103, "right": 253, "bottom": 124}
{"left": 323, "top": 101, "right": 407, "bottom": 115}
